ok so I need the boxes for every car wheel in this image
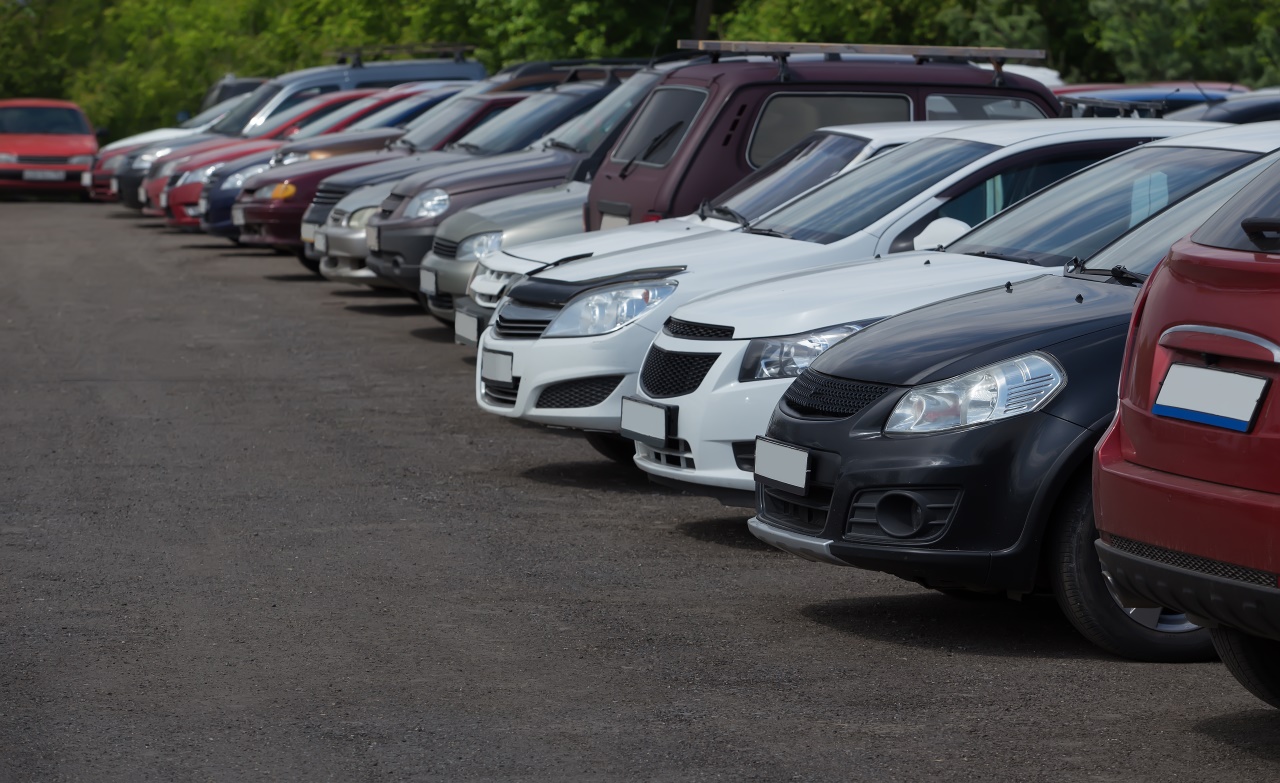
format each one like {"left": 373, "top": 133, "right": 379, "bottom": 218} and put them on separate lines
{"left": 294, "top": 249, "right": 321, "bottom": 275}
{"left": 1212, "top": 627, "right": 1280, "bottom": 709}
{"left": 583, "top": 431, "right": 638, "bottom": 465}
{"left": 1049, "top": 475, "right": 1214, "bottom": 662}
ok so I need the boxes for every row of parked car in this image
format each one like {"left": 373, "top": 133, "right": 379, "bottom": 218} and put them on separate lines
{"left": 17, "top": 40, "right": 1280, "bottom": 711}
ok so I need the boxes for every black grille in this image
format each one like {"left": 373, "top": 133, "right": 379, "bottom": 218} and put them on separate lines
{"left": 482, "top": 379, "right": 520, "bottom": 406}
{"left": 1110, "top": 536, "right": 1276, "bottom": 587}
{"left": 784, "top": 371, "right": 894, "bottom": 418}
{"left": 757, "top": 485, "right": 832, "bottom": 536}
{"left": 427, "top": 292, "right": 454, "bottom": 310}
{"left": 535, "top": 376, "right": 624, "bottom": 408}
{"left": 312, "top": 185, "right": 348, "bottom": 206}
{"left": 493, "top": 311, "right": 555, "bottom": 339}
{"left": 664, "top": 317, "right": 734, "bottom": 340}
{"left": 18, "top": 155, "right": 68, "bottom": 164}
{"left": 640, "top": 347, "right": 718, "bottom": 398}
{"left": 432, "top": 236, "right": 459, "bottom": 259}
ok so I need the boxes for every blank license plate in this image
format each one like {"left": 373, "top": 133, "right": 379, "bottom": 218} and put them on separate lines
{"left": 197, "top": 196, "right": 208, "bottom": 214}
{"left": 755, "top": 437, "right": 810, "bottom": 493}
{"left": 138, "top": 185, "right": 147, "bottom": 204}
{"left": 1153, "top": 363, "right": 1268, "bottom": 432}
{"left": 420, "top": 269, "right": 437, "bottom": 295}
{"left": 300, "top": 223, "right": 316, "bottom": 242}
{"left": 314, "top": 232, "right": 327, "bottom": 253}
{"left": 367, "top": 226, "right": 380, "bottom": 251}
{"left": 80, "top": 171, "right": 92, "bottom": 187}
{"left": 481, "top": 350, "right": 513, "bottom": 384}
{"left": 109, "top": 177, "right": 119, "bottom": 194}
{"left": 621, "top": 396, "right": 671, "bottom": 448}
{"left": 456, "top": 312, "right": 479, "bottom": 343}
{"left": 600, "top": 213, "right": 629, "bottom": 231}
{"left": 231, "top": 205, "right": 245, "bottom": 226}
{"left": 24, "top": 170, "right": 64, "bottom": 181}
{"left": 159, "top": 191, "right": 168, "bottom": 208}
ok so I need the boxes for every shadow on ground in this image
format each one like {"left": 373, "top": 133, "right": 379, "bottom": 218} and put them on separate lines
{"left": 801, "top": 592, "right": 1109, "bottom": 660}
{"left": 264, "top": 273, "right": 326, "bottom": 283}
{"left": 674, "top": 515, "right": 777, "bottom": 552}
{"left": 179, "top": 243, "right": 243, "bottom": 251}
{"left": 1194, "top": 709, "right": 1280, "bottom": 762}
{"left": 344, "top": 303, "right": 425, "bottom": 317}
{"left": 522, "top": 459, "right": 675, "bottom": 495}
{"left": 328, "top": 288, "right": 404, "bottom": 299}
{"left": 409, "top": 326, "right": 455, "bottom": 343}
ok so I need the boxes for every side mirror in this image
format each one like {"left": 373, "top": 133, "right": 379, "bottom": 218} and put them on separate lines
{"left": 912, "top": 217, "right": 971, "bottom": 251}
{"left": 175, "top": 110, "right": 192, "bottom": 123}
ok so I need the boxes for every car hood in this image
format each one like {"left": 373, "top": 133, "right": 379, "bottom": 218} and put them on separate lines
{"left": 278, "top": 128, "right": 402, "bottom": 156}
{"left": 0, "top": 133, "right": 96, "bottom": 157}
{"left": 810, "top": 273, "right": 1139, "bottom": 387}
{"left": 321, "top": 149, "right": 470, "bottom": 190}
{"left": 177, "top": 140, "right": 281, "bottom": 171}
{"left": 101, "top": 127, "right": 193, "bottom": 153}
{"left": 502, "top": 219, "right": 754, "bottom": 268}
{"left": 333, "top": 180, "right": 398, "bottom": 213}
{"left": 390, "top": 146, "right": 577, "bottom": 198}
{"left": 439, "top": 180, "right": 589, "bottom": 241}
{"left": 675, "top": 252, "right": 1063, "bottom": 340}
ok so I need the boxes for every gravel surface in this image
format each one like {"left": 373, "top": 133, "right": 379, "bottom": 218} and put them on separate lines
{"left": 2, "top": 202, "right": 1279, "bottom": 782}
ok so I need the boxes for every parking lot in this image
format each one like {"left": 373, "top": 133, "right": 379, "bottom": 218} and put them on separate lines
{"left": 0, "top": 201, "right": 1277, "bottom": 781}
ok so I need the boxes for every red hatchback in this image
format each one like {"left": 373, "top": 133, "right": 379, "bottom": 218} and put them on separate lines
{"left": 0, "top": 99, "right": 97, "bottom": 195}
{"left": 1095, "top": 158, "right": 1280, "bottom": 707}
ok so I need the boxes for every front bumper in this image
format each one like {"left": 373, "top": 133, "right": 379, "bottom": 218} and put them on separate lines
{"left": 750, "top": 404, "right": 1094, "bottom": 593}
{"left": 366, "top": 219, "right": 437, "bottom": 293}
{"left": 419, "top": 250, "right": 477, "bottom": 320}
{"left": 164, "top": 182, "right": 206, "bottom": 228}
{"left": 88, "top": 171, "right": 120, "bottom": 201}
{"left": 0, "top": 165, "right": 89, "bottom": 193}
{"left": 143, "top": 174, "right": 169, "bottom": 216}
{"left": 117, "top": 171, "right": 147, "bottom": 209}
{"left": 238, "top": 199, "right": 309, "bottom": 248}
{"left": 452, "top": 296, "right": 491, "bottom": 347}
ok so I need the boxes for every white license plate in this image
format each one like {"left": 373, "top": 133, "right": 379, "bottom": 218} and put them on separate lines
{"left": 231, "top": 205, "right": 246, "bottom": 226}
{"left": 621, "top": 396, "right": 671, "bottom": 447}
{"left": 23, "top": 170, "right": 63, "bottom": 181}
{"left": 159, "top": 191, "right": 168, "bottom": 208}
{"left": 300, "top": 223, "right": 316, "bottom": 242}
{"left": 197, "top": 195, "right": 208, "bottom": 214}
{"left": 600, "top": 213, "right": 629, "bottom": 231}
{"left": 755, "top": 437, "right": 810, "bottom": 494}
{"left": 481, "top": 350, "right": 513, "bottom": 384}
{"left": 109, "top": 177, "right": 119, "bottom": 194}
{"left": 367, "top": 226, "right": 380, "bottom": 251}
{"left": 80, "top": 171, "right": 92, "bottom": 188}
{"left": 455, "top": 311, "right": 479, "bottom": 343}
{"left": 420, "top": 269, "right": 437, "bottom": 295}
{"left": 1153, "top": 363, "right": 1268, "bottom": 433}
{"left": 314, "top": 232, "right": 328, "bottom": 253}
{"left": 138, "top": 185, "right": 147, "bottom": 204}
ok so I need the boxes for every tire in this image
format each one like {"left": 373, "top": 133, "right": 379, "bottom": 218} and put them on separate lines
{"left": 294, "top": 249, "right": 321, "bottom": 275}
{"left": 1049, "top": 475, "right": 1215, "bottom": 662}
{"left": 583, "top": 431, "right": 638, "bottom": 465}
{"left": 1212, "top": 627, "right": 1280, "bottom": 709}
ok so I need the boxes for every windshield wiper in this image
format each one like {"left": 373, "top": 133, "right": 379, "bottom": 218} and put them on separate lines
{"left": 965, "top": 249, "right": 1037, "bottom": 265}
{"left": 1078, "top": 265, "right": 1147, "bottom": 285}
{"left": 619, "top": 120, "right": 683, "bottom": 180}
{"left": 450, "top": 141, "right": 484, "bottom": 154}
{"left": 707, "top": 204, "right": 750, "bottom": 228}
{"left": 545, "top": 138, "right": 581, "bottom": 153}
{"left": 396, "top": 137, "right": 418, "bottom": 153}
{"left": 744, "top": 226, "right": 792, "bottom": 239}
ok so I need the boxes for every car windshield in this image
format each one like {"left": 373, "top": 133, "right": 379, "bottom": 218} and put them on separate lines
{"left": 0, "top": 106, "right": 91, "bottom": 135}
{"left": 949, "top": 146, "right": 1260, "bottom": 267}
{"left": 288, "top": 95, "right": 387, "bottom": 139}
{"left": 251, "top": 96, "right": 346, "bottom": 138}
{"left": 1190, "top": 156, "right": 1280, "bottom": 255}
{"left": 749, "top": 137, "right": 997, "bottom": 244}
{"left": 547, "top": 72, "right": 661, "bottom": 153}
{"left": 348, "top": 90, "right": 453, "bottom": 131}
{"left": 181, "top": 94, "right": 249, "bottom": 129}
{"left": 1077, "top": 155, "right": 1280, "bottom": 277}
{"left": 713, "top": 132, "right": 870, "bottom": 221}
{"left": 451, "top": 90, "right": 580, "bottom": 154}
{"left": 399, "top": 95, "right": 504, "bottom": 150}
{"left": 210, "top": 82, "right": 282, "bottom": 135}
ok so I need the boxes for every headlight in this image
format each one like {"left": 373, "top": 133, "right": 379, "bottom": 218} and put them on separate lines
{"left": 404, "top": 188, "right": 449, "bottom": 219}
{"left": 456, "top": 231, "right": 502, "bottom": 262}
{"left": 107, "top": 155, "right": 128, "bottom": 173}
{"left": 739, "top": 320, "right": 879, "bottom": 382}
{"left": 346, "top": 206, "right": 377, "bottom": 229}
{"left": 130, "top": 155, "right": 154, "bottom": 170}
{"left": 252, "top": 184, "right": 277, "bottom": 200}
{"left": 68, "top": 154, "right": 94, "bottom": 166}
{"left": 0, "top": 153, "right": 16, "bottom": 163}
{"left": 220, "top": 163, "right": 270, "bottom": 191}
{"left": 278, "top": 152, "right": 309, "bottom": 166}
{"left": 542, "top": 281, "right": 678, "bottom": 338}
{"left": 178, "top": 162, "right": 225, "bottom": 186}
{"left": 883, "top": 352, "right": 1066, "bottom": 435}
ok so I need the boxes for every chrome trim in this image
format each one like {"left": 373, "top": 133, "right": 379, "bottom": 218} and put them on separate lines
{"left": 1159, "top": 325, "right": 1280, "bottom": 363}
{"left": 747, "top": 516, "right": 845, "bottom": 565}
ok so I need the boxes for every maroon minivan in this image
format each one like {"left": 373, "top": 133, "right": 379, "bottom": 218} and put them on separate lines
{"left": 1095, "top": 158, "right": 1280, "bottom": 707}
{"left": 586, "top": 41, "right": 1060, "bottom": 230}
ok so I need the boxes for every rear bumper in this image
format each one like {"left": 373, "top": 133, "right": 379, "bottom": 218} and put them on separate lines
{"left": 0, "top": 166, "right": 88, "bottom": 192}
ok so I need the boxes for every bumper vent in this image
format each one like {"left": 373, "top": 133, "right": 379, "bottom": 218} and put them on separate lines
{"left": 19, "top": 155, "right": 69, "bottom": 164}
{"left": 640, "top": 347, "right": 718, "bottom": 398}
{"left": 784, "top": 371, "right": 894, "bottom": 419}
{"left": 432, "top": 237, "right": 459, "bottom": 259}
{"left": 1110, "top": 536, "right": 1276, "bottom": 587}
{"left": 312, "top": 185, "right": 349, "bottom": 207}
{"left": 535, "top": 376, "right": 624, "bottom": 409}
{"left": 482, "top": 379, "right": 520, "bottom": 407}
{"left": 757, "top": 484, "right": 832, "bottom": 536}
{"left": 664, "top": 318, "right": 734, "bottom": 340}
{"left": 427, "top": 292, "right": 454, "bottom": 311}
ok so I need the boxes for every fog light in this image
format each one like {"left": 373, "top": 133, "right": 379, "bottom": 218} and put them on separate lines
{"left": 875, "top": 491, "right": 930, "bottom": 538}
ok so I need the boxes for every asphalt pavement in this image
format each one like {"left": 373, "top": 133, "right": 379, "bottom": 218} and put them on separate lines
{"left": 2, "top": 202, "right": 1279, "bottom": 782}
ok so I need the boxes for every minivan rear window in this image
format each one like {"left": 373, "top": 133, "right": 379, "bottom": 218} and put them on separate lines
{"left": 748, "top": 93, "right": 910, "bottom": 167}
{"left": 610, "top": 87, "right": 707, "bottom": 168}
{"left": 1191, "top": 158, "right": 1280, "bottom": 254}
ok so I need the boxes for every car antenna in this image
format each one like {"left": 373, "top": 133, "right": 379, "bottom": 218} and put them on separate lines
{"left": 649, "top": 0, "right": 679, "bottom": 66}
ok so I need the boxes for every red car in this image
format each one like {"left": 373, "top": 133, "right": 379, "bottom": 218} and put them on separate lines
{"left": 1095, "top": 158, "right": 1280, "bottom": 707}
{"left": 140, "top": 89, "right": 380, "bottom": 217}
{"left": 0, "top": 99, "right": 97, "bottom": 196}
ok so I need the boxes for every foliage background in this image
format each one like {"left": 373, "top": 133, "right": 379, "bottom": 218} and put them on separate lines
{"left": 0, "top": 0, "right": 1273, "bottom": 138}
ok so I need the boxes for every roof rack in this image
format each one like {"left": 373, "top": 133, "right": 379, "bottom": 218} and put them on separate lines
{"left": 324, "top": 43, "right": 476, "bottom": 66}
{"left": 1060, "top": 96, "right": 1167, "bottom": 118}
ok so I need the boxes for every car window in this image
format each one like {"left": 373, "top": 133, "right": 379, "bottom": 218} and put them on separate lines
{"left": 399, "top": 96, "right": 500, "bottom": 149}
{"left": 273, "top": 86, "right": 339, "bottom": 115}
{"left": 0, "top": 107, "right": 91, "bottom": 134}
{"left": 254, "top": 94, "right": 349, "bottom": 137}
{"left": 290, "top": 95, "right": 387, "bottom": 139}
{"left": 926, "top": 94, "right": 1047, "bottom": 121}
{"left": 748, "top": 94, "right": 910, "bottom": 166}
{"left": 452, "top": 91, "right": 582, "bottom": 154}
{"left": 749, "top": 137, "right": 998, "bottom": 244}
{"left": 715, "top": 132, "right": 870, "bottom": 221}
{"left": 349, "top": 91, "right": 453, "bottom": 131}
{"left": 210, "top": 83, "right": 282, "bottom": 134}
{"left": 948, "top": 146, "right": 1260, "bottom": 266}
{"left": 550, "top": 71, "right": 662, "bottom": 154}
{"left": 610, "top": 87, "right": 707, "bottom": 168}
{"left": 1190, "top": 157, "right": 1280, "bottom": 254}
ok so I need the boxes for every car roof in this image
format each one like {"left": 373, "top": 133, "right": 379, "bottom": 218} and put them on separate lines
{"left": 818, "top": 120, "right": 983, "bottom": 144}
{"left": 0, "top": 98, "right": 85, "bottom": 110}
{"left": 1148, "top": 120, "right": 1280, "bottom": 152}
{"left": 657, "top": 58, "right": 1050, "bottom": 93}
{"left": 925, "top": 118, "right": 1219, "bottom": 146}
{"left": 271, "top": 59, "right": 483, "bottom": 85}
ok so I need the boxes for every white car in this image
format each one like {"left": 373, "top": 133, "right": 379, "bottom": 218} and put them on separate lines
{"left": 456, "top": 120, "right": 982, "bottom": 344}
{"left": 623, "top": 126, "right": 1280, "bottom": 500}
{"left": 474, "top": 119, "right": 1218, "bottom": 458}
{"left": 99, "top": 94, "right": 249, "bottom": 155}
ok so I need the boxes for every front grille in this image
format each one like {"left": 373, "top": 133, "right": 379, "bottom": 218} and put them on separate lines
{"left": 640, "top": 347, "right": 718, "bottom": 398}
{"left": 18, "top": 155, "right": 68, "bottom": 164}
{"left": 312, "top": 185, "right": 348, "bottom": 207}
{"left": 482, "top": 379, "right": 520, "bottom": 406}
{"left": 492, "top": 303, "right": 559, "bottom": 339}
{"left": 1110, "top": 536, "right": 1277, "bottom": 587}
{"left": 535, "top": 376, "right": 623, "bottom": 409}
{"left": 427, "top": 292, "right": 454, "bottom": 310}
{"left": 378, "top": 193, "right": 405, "bottom": 219}
{"left": 784, "top": 371, "right": 894, "bottom": 419}
{"left": 758, "top": 484, "right": 832, "bottom": 536}
{"left": 664, "top": 317, "right": 734, "bottom": 340}
{"left": 433, "top": 237, "right": 459, "bottom": 259}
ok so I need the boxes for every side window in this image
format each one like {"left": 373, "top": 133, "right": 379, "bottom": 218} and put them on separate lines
{"left": 749, "top": 94, "right": 910, "bottom": 167}
{"left": 291, "top": 100, "right": 350, "bottom": 130}
{"left": 610, "top": 87, "right": 707, "bottom": 169}
{"left": 890, "top": 154, "right": 1105, "bottom": 252}
{"left": 926, "top": 94, "right": 1048, "bottom": 121}
{"left": 276, "top": 85, "right": 338, "bottom": 113}
{"left": 356, "top": 79, "right": 412, "bottom": 89}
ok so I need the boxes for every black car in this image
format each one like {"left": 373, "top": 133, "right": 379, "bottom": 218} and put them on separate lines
{"left": 1166, "top": 89, "right": 1280, "bottom": 123}
{"left": 747, "top": 150, "right": 1279, "bottom": 662}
